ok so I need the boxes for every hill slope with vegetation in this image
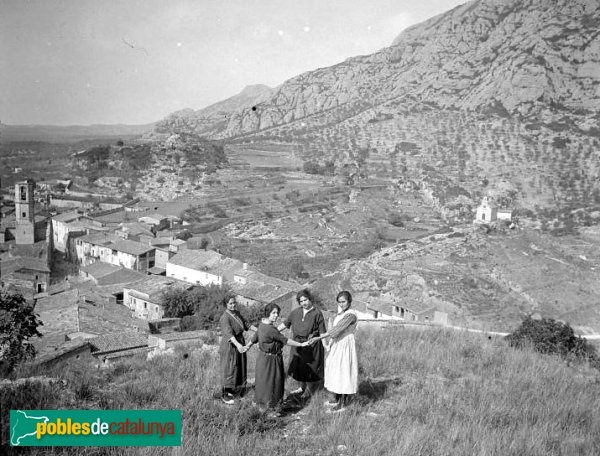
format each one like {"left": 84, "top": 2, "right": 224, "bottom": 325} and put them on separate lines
{"left": 2, "top": 326, "right": 599, "bottom": 455}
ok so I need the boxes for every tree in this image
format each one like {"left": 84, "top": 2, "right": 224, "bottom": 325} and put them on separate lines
{"left": 0, "top": 292, "right": 43, "bottom": 376}
{"left": 161, "top": 284, "right": 232, "bottom": 329}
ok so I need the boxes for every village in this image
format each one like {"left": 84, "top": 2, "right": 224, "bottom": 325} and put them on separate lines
{"left": 2, "top": 177, "right": 515, "bottom": 369}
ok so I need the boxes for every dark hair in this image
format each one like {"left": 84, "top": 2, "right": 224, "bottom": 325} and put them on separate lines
{"left": 336, "top": 291, "right": 352, "bottom": 305}
{"left": 295, "top": 289, "right": 313, "bottom": 305}
{"left": 263, "top": 302, "right": 281, "bottom": 318}
{"left": 222, "top": 295, "right": 236, "bottom": 307}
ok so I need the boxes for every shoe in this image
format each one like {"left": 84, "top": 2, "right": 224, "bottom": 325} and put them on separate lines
{"left": 289, "top": 387, "right": 304, "bottom": 395}
{"left": 324, "top": 400, "right": 338, "bottom": 407}
{"left": 330, "top": 403, "right": 346, "bottom": 413}
{"left": 221, "top": 394, "right": 235, "bottom": 405}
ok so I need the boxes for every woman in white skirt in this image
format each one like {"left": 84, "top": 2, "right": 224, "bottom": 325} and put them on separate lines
{"left": 310, "top": 290, "right": 358, "bottom": 411}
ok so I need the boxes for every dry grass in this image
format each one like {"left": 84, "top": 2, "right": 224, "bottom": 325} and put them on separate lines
{"left": 3, "top": 327, "right": 600, "bottom": 455}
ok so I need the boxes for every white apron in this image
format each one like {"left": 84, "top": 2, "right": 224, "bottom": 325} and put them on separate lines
{"left": 324, "top": 309, "right": 358, "bottom": 394}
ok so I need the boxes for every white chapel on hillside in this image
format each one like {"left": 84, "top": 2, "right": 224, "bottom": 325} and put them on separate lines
{"left": 474, "top": 197, "right": 514, "bottom": 224}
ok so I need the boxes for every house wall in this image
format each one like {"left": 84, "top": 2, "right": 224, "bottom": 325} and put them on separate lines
{"left": 497, "top": 211, "right": 513, "bottom": 221}
{"left": 123, "top": 289, "right": 164, "bottom": 320}
{"left": 3, "top": 270, "right": 50, "bottom": 293}
{"left": 52, "top": 219, "right": 85, "bottom": 253}
{"left": 75, "top": 240, "right": 153, "bottom": 271}
{"left": 166, "top": 263, "right": 222, "bottom": 286}
{"left": 155, "top": 248, "right": 171, "bottom": 269}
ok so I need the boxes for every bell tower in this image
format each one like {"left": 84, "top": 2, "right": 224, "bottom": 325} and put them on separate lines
{"left": 15, "top": 179, "right": 36, "bottom": 244}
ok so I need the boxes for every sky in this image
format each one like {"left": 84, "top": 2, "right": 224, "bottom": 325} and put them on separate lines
{"left": 1, "top": 0, "right": 467, "bottom": 126}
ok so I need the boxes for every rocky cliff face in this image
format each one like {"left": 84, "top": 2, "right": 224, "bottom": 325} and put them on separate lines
{"left": 153, "top": 84, "right": 274, "bottom": 136}
{"left": 219, "top": 0, "right": 599, "bottom": 137}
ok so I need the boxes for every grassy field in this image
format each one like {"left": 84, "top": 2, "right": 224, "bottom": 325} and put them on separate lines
{"left": 3, "top": 326, "right": 600, "bottom": 455}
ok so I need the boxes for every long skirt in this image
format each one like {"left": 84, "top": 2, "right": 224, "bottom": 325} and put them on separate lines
{"left": 254, "top": 352, "right": 285, "bottom": 408}
{"left": 220, "top": 338, "right": 247, "bottom": 393}
{"left": 288, "top": 337, "right": 324, "bottom": 383}
{"left": 324, "top": 334, "right": 358, "bottom": 394}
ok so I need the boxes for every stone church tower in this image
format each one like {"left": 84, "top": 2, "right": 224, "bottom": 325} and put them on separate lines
{"left": 15, "top": 179, "right": 36, "bottom": 244}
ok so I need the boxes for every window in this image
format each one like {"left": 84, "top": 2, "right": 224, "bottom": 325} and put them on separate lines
{"left": 20, "top": 186, "right": 27, "bottom": 201}
{"left": 155, "top": 306, "right": 159, "bottom": 312}
{"left": 22, "top": 212, "right": 27, "bottom": 218}
{"left": 144, "top": 302, "right": 147, "bottom": 309}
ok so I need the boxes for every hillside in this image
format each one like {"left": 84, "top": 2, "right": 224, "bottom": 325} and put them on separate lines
{"left": 152, "top": 84, "right": 274, "bottom": 137}
{"left": 2, "top": 327, "right": 599, "bottom": 455}
{"left": 220, "top": 0, "right": 599, "bottom": 135}
{"left": 150, "top": 0, "right": 600, "bottom": 216}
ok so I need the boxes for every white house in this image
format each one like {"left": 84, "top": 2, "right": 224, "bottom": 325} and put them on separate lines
{"left": 497, "top": 209, "right": 515, "bottom": 222}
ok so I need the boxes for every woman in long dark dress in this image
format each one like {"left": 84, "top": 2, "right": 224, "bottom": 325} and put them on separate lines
{"left": 246, "top": 303, "right": 308, "bottom": 410}
{"left": 278, "top": 289, "right": 327, "bottom": 399}
{"left": 218, "top": 295, "right": 256, "bottom": 405}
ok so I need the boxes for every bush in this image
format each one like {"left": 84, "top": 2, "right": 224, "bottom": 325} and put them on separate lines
{"left": 506, "top": 317, "right": 600, "bottom": 368}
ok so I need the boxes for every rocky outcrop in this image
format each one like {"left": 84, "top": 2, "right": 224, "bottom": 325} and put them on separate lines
{"left": 218, "top": 0, "right": 599, "bottom": 137}
{"left": 153, "top": 84, "right": 274, "bottom": 136}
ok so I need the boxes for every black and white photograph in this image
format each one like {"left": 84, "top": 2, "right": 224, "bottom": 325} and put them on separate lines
{"left": 1, "top": 0, "right": 600, "bottom": 453}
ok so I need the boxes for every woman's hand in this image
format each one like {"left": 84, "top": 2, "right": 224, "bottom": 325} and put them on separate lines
{"left": 237, "top": 344, "right": 248, "bottom": 353}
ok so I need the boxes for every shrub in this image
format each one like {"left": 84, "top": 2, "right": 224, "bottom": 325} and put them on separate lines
{"left": 506, "top": 317, "right": 600, "bottom": 368}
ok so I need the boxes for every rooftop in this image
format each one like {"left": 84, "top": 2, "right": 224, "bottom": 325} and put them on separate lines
{"left": 125, "top": 276, "right": 189, "bottom": 300}
{"left": 89, "top": 331, "right": 148, "bottom": 355}
{"left": 52, "top": 211, "right": 83, "bottom": 223}
{"left": 80, "top": 261, "right": 122, "bottom": 279}
{"left": 167, "top": 249, "right": 225, "bottom": 270}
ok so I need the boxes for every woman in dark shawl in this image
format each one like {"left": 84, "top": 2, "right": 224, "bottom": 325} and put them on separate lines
{"left": 218, "top": 295, "right": 256, "bottom": 405}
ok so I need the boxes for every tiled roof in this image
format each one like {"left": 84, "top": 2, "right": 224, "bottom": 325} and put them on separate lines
{"left": 52, "top": 211, "right": 82, "bottom": 223}
{"left": 78, "top": 233, "right": 154, "bottom": 256}
{"left": 33, "top": 339, "right": 91, "bottom": 366}
{"left": 97, "top": 269, "right": 146, "bottom": 286}
{"left": 1, "top": 257, "right": 51, "bottom": 274}
{"left": 100, "top": 346, "right": 151, "bottom": 361}
{"left": 167, "top": 249, "right": 224, "bottom": 269}
{"left": 125, "top": 276, "right": 188, "bottom": 300}
{"left": 89, "top": 332, "right": 148, "bottom": 355}
{"left": 109, "top": 239, "right": 154, "bottom": 256}
{"left": 119, "top": 222, "right": 154, "bottom": 237}
{"left": 80, "top": 262, "right": 122, "bottom": 278}
{"left": 78, "top": 232, "right": 119, "bottom": 245}
{"left": 155, "top": 330, "right": 211, "bottom": 342}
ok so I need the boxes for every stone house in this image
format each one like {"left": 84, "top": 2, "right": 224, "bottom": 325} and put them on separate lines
{"left": 75, "top": 233, "right": 156, "bottom": 272}
{"left": 230, "top": 268, "right": 298, "bottom": 313}
{"left": 0, "top": 257, "right": 51, "bottom": 293}
{"left": 123, "top": 276, "right": 190, "bottom": 320}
